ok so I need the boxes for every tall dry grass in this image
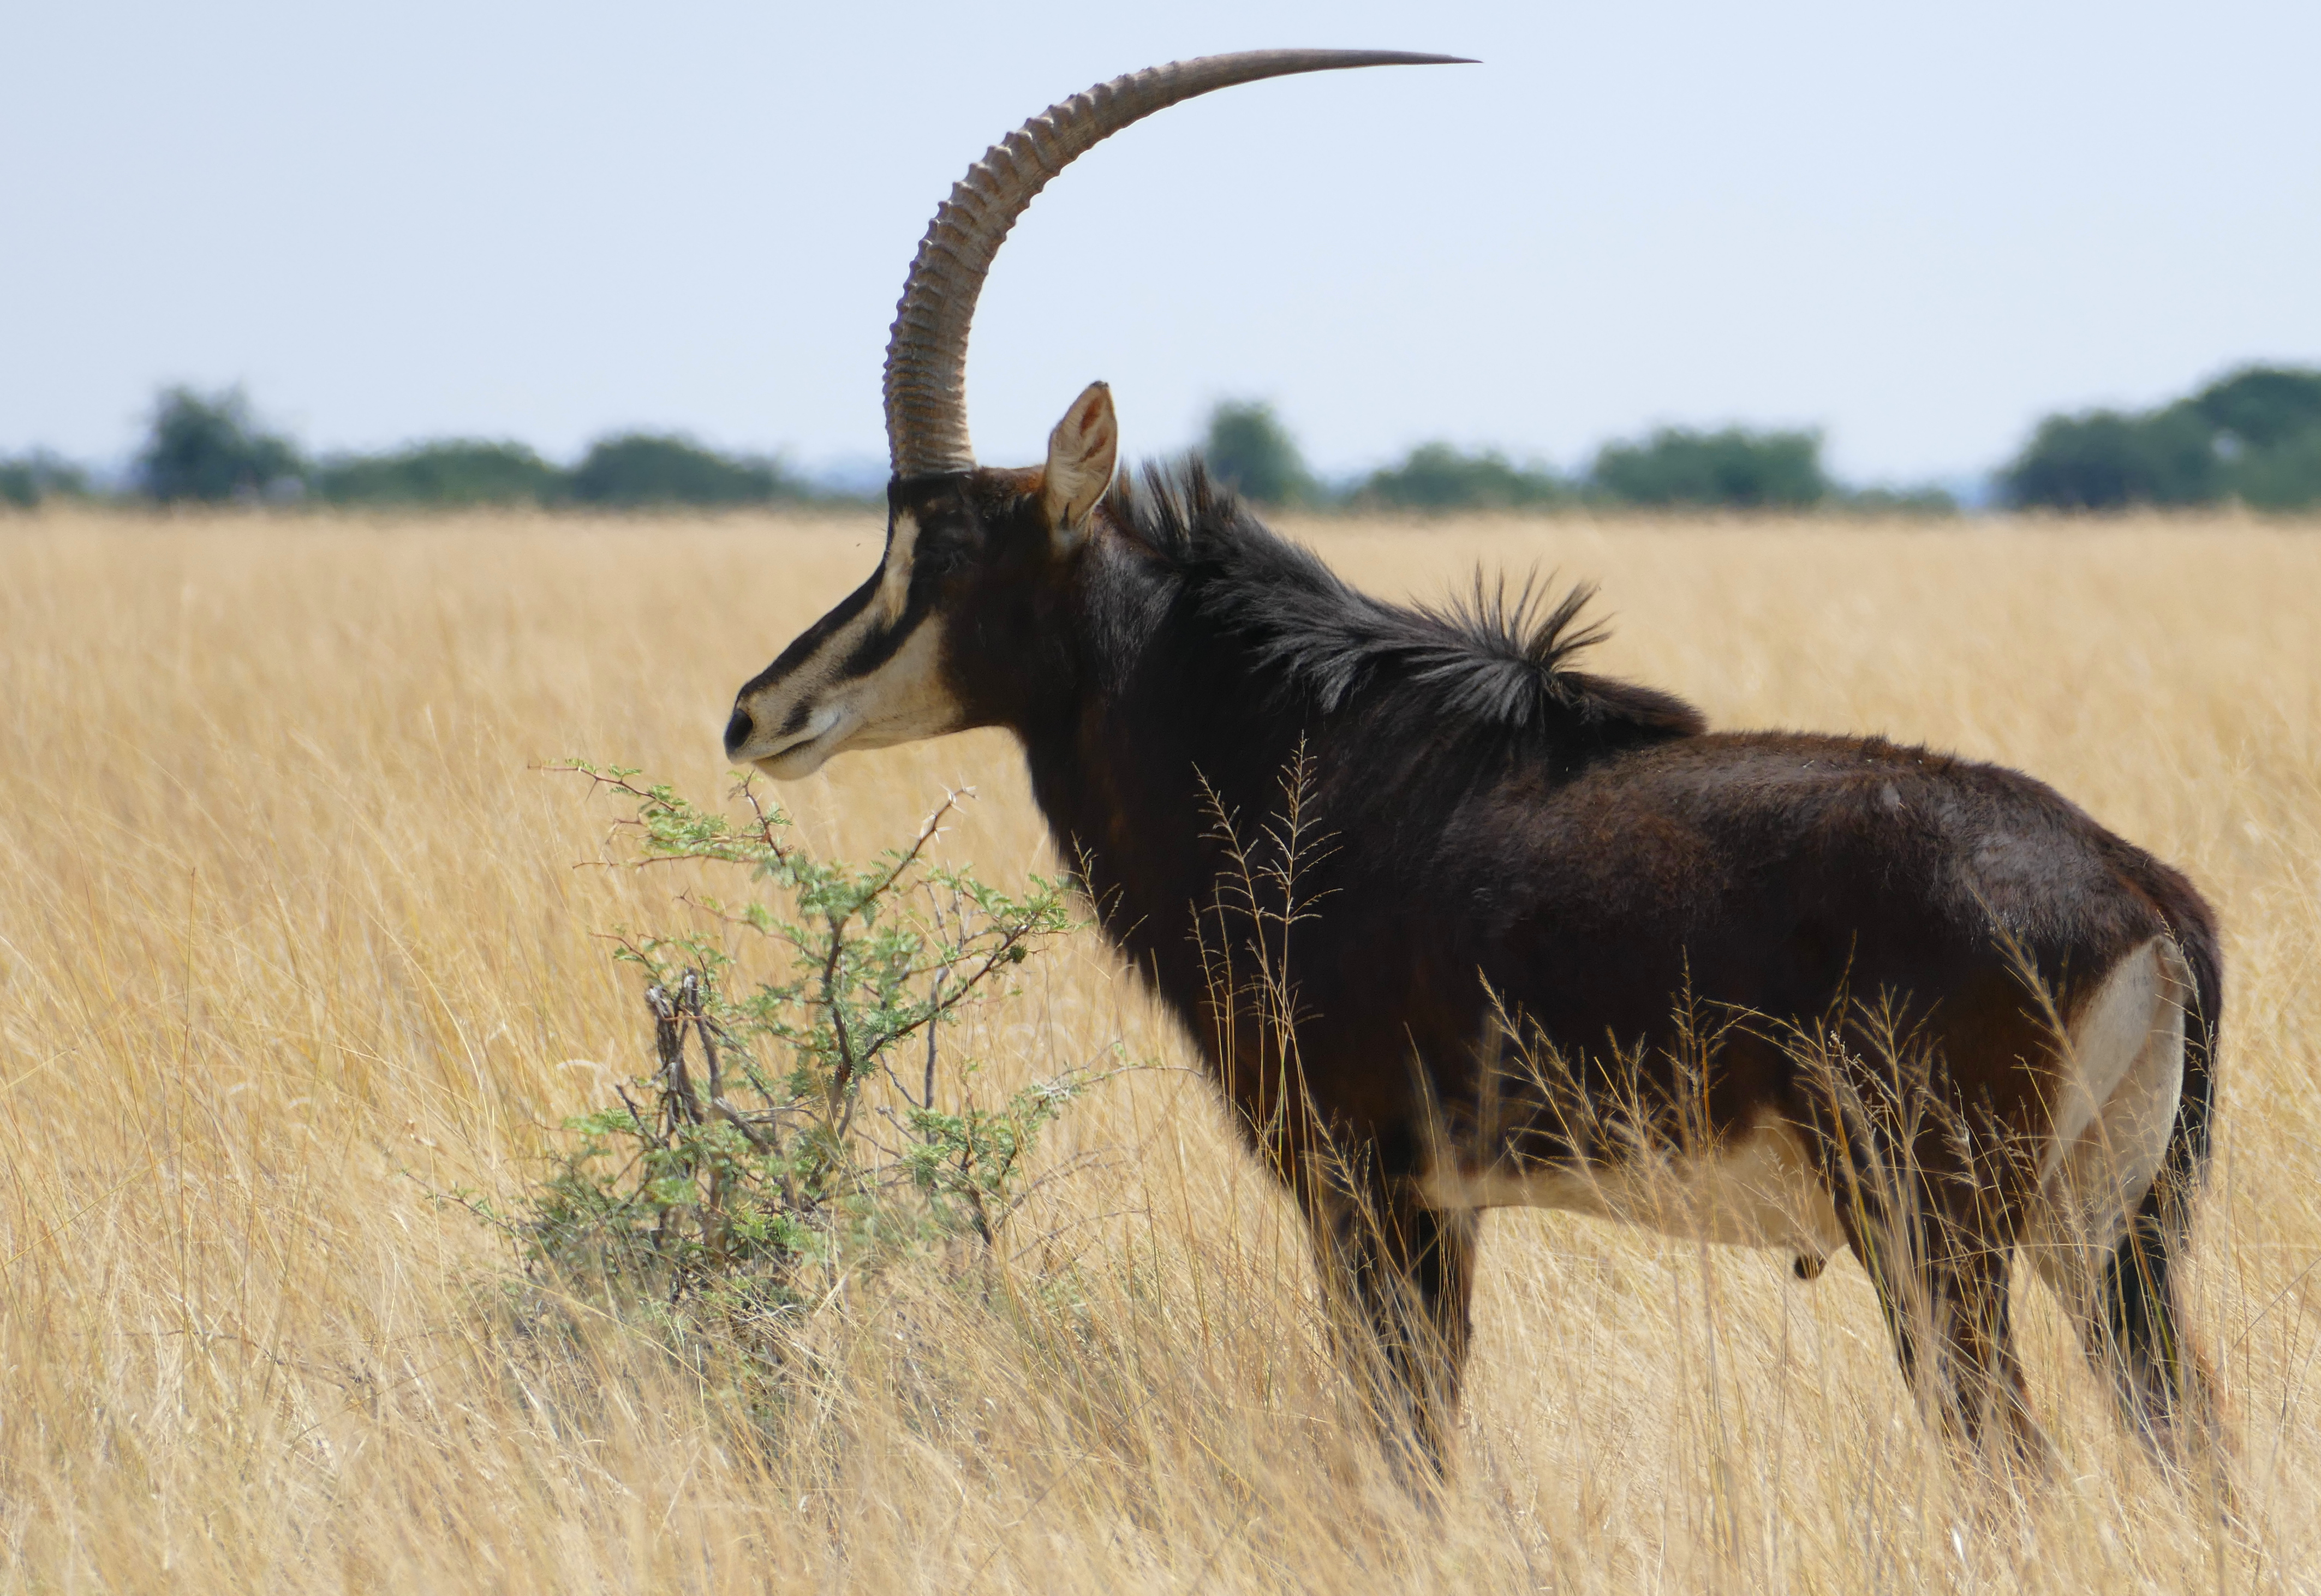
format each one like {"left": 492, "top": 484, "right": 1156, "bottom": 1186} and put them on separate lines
{"left": 1, "top": 505, "right": 2316, "bottom": 1592}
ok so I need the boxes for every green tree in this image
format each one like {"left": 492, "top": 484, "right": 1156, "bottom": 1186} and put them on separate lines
{"left": 1836, "top": 483, "right": 1959, "bottom": 515}
{"left": 2191, "top": 365, "right": 2321, "bottom": 451}
{"left": 2000, "top": 366, "right": 2321, "bottom": 512}
{"left": 1200, "top": 401, "right": 1315, "bottom": 506}
{"left": 2225, "top": 429, "right": 2321, "bottom": 511}
{"left": 566, "top": 433, "right": 804, "bottom": 507}
{"left": 315, "top": 440, "right": 562, "bottom": 506}
{"left": 136, "top": 386, "right": 305, "bottom": 503}
{"left": 0, "top": 451, "right": 90, "bottom": 509}
{"left": 1590, "top": 427, "right": 1829, "bottom": 509}
{"left": 2000, "top": 404, "right": 2220, "bottom": 510}
{"left": 2197, "top": 366, "right": 2321, "bottom": 511}
{"left": 1355, "top": 443, "right": 1565, "bottom": 511}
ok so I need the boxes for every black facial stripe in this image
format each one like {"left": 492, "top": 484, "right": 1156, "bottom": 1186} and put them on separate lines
{"left": 738, "top": 568, "right": 880, "bottom": 701}
{"left": 839, "top": 579, "right": 939, "bottom": 679}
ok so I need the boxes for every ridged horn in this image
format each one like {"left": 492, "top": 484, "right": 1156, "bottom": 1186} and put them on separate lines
{"left": 882, "top": 49, "right": 1473, "bottom": 481}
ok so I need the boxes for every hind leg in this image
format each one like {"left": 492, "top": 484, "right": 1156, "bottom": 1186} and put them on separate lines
{"left": 2033, "top": 936, "right": 2227, "bottom": 1477}
{"left": 2101, "top": 1190, "right": 2225, "bottom": 1466}
{"left": 2032, "top": 1181, "right": 2225, "bottom": 1477}
{"left": 1798, "top": 1066, "right": 2053, "bottom": 1477}
{"left": 1851, "top": 1202, "right": 2055, "bottom": 1479}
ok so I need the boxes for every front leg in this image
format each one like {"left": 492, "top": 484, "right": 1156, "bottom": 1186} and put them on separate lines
{"left": 1299, "top": 1164, "right": 1481, "bottom": 1485}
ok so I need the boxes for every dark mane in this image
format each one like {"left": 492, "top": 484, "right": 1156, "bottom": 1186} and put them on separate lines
{"left": 1103, "top": 459, "right": 1705, "bottom": 746}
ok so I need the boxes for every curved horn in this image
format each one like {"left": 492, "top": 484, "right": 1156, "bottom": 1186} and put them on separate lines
{"left": 882, "top": 49, "right": 1473, "bottom": 481}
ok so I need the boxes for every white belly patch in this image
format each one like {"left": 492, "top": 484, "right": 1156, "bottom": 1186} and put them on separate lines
{"left": 1417, "top": 1116, "right": 1848, "bottom": 1257}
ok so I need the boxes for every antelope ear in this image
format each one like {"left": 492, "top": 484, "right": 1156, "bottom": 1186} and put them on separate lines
{"left": 1040, "top": 381, "right": 1117, "bottom": 550}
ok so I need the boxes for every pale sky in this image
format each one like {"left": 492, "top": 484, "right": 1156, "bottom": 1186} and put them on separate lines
{"left": 5, "top": 1, "right": 2317, "bottom": 487}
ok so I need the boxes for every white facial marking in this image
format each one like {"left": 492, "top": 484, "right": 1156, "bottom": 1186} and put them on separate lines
{"left": 836, "top": 615, "right": 962, "bottom": 752}
{"left": 729, "top": 507, "right": 969, "bottom": 779}
{"left": 878, "top": 508, "right": 922, "bottom": 622}
{"left": 743, "top": 613, "right": 963, "bottom": 779}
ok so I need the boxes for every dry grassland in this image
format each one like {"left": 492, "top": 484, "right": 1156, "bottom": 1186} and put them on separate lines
{"left": 1, "top": 506, "right": 2317, "bottom": 1593}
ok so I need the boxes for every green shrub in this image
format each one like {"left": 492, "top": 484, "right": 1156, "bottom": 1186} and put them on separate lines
{"left": 2204, "top": 367, "right": 2321, "bottom": 510}
{"left": 566, "top": 434, "right": 807, "bottom": 507}
{"left": 1355, "top": 443, "right": 1566, "bottom": 511}
{"left": 2000, "top": 404, "right": 2221, "bottom": 510}
{"left": 0, "top": 452, "right": 89, "bottom": 510}
{"left": 1200, "top": 401, "right": 1316, "bottom": 506}
{"left": 315, "top": 440, "right": 562, "bottom": 506}
{"left": 1591, "top": 426, "right": 1830, "bottom": 509}
{"left": 502, "top": 766, "right": 1088, "bottom": 1352}
{"left": 1836, "top": 484, "right": 1960, "bottom": 516}
{"left": 2192, "top": 366, "right": 2321, "bottom": 451}
{"left": 2002, "top": 366, "right": 2321, "bottom": 512}
{"left": 136, "top": 386, "right": 306, "bottom": 503}
{"left": 2225, "top": 427, "right": 2321, "bottom": 511}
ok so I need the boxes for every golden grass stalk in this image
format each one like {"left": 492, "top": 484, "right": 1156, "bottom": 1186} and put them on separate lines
{"left": 1, "top": 506, "right": 2315, "bottom": 1591}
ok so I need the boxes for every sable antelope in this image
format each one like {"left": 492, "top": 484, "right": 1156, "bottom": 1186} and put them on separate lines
{"left": 725, "top": 50, "right": 2223, "bottom": 1481}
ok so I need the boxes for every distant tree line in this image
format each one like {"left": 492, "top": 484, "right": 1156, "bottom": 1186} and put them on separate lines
{"left": 1195, "top": 363, "right": 2321, "bottom": 514}
{"left": 1197, "top": 400, "right": 1952, "bottom": 513}
{"left": 7, "top": 368, "right": 2320, "bottom": 515}
{"left": 0, "top": 452, "right": 88, "bottom": 509}
{"left": 4, "top": 386, "right": 841, "bottom": 511}
{"left": 1998, "top": 366, "right": 2321, "bottom": 511}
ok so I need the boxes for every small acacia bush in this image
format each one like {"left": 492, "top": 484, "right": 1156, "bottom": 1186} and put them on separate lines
{"left": 510, "top": 764, "right": 1089, "bottom": 1358}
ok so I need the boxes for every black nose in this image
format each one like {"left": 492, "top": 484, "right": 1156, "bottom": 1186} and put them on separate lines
{"left": 724, "top": 706, "right": 754, "bottom": 758}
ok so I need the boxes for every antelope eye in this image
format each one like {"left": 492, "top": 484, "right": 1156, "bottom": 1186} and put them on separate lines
{"left": 921, "top": 543, "right": 971, "bottom": 577}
